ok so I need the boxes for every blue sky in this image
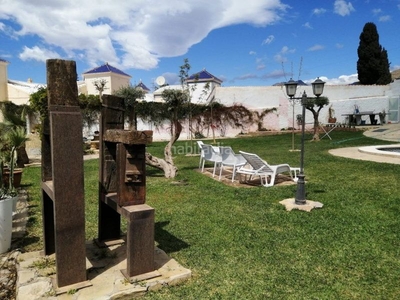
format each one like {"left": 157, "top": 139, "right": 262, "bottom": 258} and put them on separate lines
{"left": 1, "top": 0, "right": 399, "bottom": 88}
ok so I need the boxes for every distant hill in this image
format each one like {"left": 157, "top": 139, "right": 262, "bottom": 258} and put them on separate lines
{"left": 391, "top": 69, "right": 400, "bottom": 80}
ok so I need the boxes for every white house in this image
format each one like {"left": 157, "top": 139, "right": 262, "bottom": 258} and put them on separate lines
{"left": 153, "top": 69, "right": 222, "bottom": 104}
{"left": 0, "top": 59, "right": 9, "bottom": 103}
{"left": 80, "top": 62, "right": 131, "bottom": 95}
{"left": 1, "top": 58, "right": 400, "bottom": 141}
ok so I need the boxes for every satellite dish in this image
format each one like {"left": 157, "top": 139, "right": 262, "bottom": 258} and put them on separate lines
{"left": 156, "top": 76, "right": 166, "bottom": 86}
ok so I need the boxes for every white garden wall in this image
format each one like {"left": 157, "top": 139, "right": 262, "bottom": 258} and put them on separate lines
{"left": 82, "top": 80, "right": 400, "bottom": 141}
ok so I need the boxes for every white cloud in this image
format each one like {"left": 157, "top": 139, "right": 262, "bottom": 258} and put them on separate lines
{"left": 303, "top": 22, "right": 313, "bottom": 29}
{"left": 313, "top": 74, "right": 358, "bottom": 85}
{"left": 19, "top": 46, "right": 61, "bottom": 62}
{"left": 274, "top": 46, "right": 296, "bottom": 63}
{"left": 372, "top": 8, "right": 382, "bottom": 15}
{"left": 0, "top": 21, "right": 17, "bottom": 38}
{"left": 255, "top": 58, "right": 266, "bottom": 70}
{"left": 281, "top": 46, "right": 295, "bottom": 54}
{"left": 312, "top": 8, "right": 327, "bottom": 15}
{"left": 307, "top": 44, "right": 325, "bottom": 51}
{"left": 333, "top": 0, "right": 355, "bottom": 16}
{"left": 274, "top": 54, "right": 286, "bottom": 63}
{"left": 257, "top": 64, "right": 266, "bottom": 70}
{"left": 262, "top": 35, "right": 275, "bottom": 45}
{"left": 379, "top": 15, "right": 391, "bottom": 22}
{"left": 0, "top": 0, "right": 289, "bottom": 71}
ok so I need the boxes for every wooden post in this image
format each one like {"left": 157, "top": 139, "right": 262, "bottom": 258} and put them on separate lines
{"left": 41, "top": 59, "right": 89, "bottom": 289}
{"left": 98, "top": 95, "right": 124, "bottom": 243}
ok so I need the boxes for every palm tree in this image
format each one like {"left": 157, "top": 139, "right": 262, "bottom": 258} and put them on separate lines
{"left": 0, "top": 101, "right": 30, "bottom": 166}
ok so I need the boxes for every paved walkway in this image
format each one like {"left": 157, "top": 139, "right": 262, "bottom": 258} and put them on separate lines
{"left": 329, "top": 123, "right": 400, "bottom": 164}
{"left": 363, "top": 123, "right": 400, "bottom": 142}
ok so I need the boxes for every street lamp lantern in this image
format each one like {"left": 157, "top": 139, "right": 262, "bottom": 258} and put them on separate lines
{"left": 284, "top": 78, "right": 298, "bottom": 98}
{"left": 311, "top": 77, "right": 325, "bottom": 97}
{"left": 285, "top": 78, "right": 300, "bottom": 151}
{"left": 284, "top": 77, "right": 325, "bottom": 205}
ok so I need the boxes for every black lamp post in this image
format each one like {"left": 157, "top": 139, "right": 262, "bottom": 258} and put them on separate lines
{"left": 286, "top": 79, "right": 300, "bottom": 151}
{"left": 284, "top": 78, "right": 325, "bottom": 205}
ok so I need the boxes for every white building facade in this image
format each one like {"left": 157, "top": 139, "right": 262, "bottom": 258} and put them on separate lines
{"left": 1, "top": 59, "right": 399, "bottom": 141}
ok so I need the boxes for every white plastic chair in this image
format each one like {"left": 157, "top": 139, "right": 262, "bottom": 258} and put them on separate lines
{"left": 196, "top": 141, "right": 205, "bottom": 169}
{"left": 237, "top": 151, "right": 299, "bottom": 187}
{"left": 200, "top": 144, "right": 222, "bottom": 177}
{"left": 218, "top": 146, "right": 246, "bottom": 182}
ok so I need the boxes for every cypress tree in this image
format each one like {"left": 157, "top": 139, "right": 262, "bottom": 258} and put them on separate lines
{"left": 357, "top": 22, "right": 391, "bottom": 85}
{"left": 377, "top": 48, "right": 392, "bottom": 84}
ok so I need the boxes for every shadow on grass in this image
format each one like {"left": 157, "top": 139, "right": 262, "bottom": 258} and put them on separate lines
{"left": 20, "top": 183, "right": 34, "bottom": 188}
{"left": 13, "top": 236, "right": 41, "bottom": 251}
{"left": 146, "top": 168, "right": 166, "bottom": 177}
{"left": 155, "top": 221, "right": 190, "bottom": 254}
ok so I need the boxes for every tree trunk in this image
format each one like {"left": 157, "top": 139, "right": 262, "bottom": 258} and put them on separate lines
{"left": 16, "top": 146, "right": 29, "bottom": 167}
{"left": 145, "top": 152, "right": 177, "bottom": 178}
{"left": 128, "top": 112, "right": 137, "bottom": 130}
{"left": 144, "top": 120, "right": 182, "bottom": 178}
{"left": 312, "top": 117, "right": 320, "bottom": 141}
{"left": 308, "top": 108, "right": 322, "bottom": 141}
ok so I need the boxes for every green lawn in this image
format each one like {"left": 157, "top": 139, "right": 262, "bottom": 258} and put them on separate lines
{"left": 20, "top": 131, "right": 400, "bottom": 299}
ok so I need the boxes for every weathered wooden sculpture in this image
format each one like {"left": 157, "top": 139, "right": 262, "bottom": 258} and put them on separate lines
{"left": 41, "top": 59, "right": 89, "bottom": 289}
{"left": 97, "top": 94, "right": 159, "bottom": 281}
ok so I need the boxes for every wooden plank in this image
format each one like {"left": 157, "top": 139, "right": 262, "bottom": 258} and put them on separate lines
{"left": 103, "top": 129, "right": 153, "bottom": 145}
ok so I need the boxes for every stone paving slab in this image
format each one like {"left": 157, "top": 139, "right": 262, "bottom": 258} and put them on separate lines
{"left": 16, "top": 243, "right": 191, "bottom": 299}
{"left": 363, "top": 123, "right": 400, "bottom": 142}
{"left": 1, "top": 188, "right": 191, "bottom": 299}
{"left": 329, "top": 146, "right": 400, "bottom": 165}
{"left": 279, "top": 198, "right": 324, "bottom": 212}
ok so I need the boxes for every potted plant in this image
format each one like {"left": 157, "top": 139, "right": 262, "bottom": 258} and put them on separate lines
{"left": 0, "top": 186, "right": 16, "bottom": 253}
{"left": 0, "top": 144, "right": 18, "bottom": 254}
{"left": 0, "top": 124, "right": 28, "bottom": 254}
{"left": 3, "top": 127, "right": 29, "bottom": 187}
{"left": 0, "top": 126, "right": 29, "bottom": 254}
{"left": 0, "top": 154, "right": 17, "bottom": 253}
{"left": 328, "top": 105, "right": 337, "bottom": 123}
